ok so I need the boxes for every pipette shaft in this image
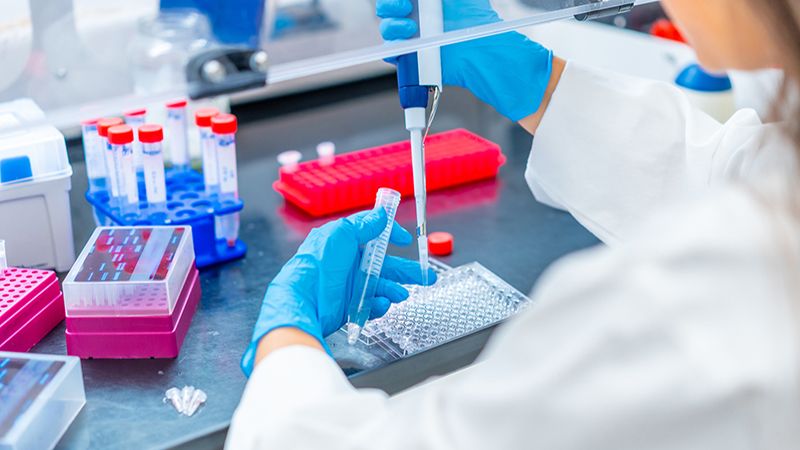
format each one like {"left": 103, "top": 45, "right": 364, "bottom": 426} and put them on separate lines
{"left": 409, "top": 128, "right": 430, "bottom": 286}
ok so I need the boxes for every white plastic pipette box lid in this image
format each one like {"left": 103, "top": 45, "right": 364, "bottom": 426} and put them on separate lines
{"left": 0, "top": 352, "right": 86, "bottom": 450}
{"left": 63, "top": 226, "right": 195, "bottom": 317}
{"left": 0, "top": 99, "right": 71, "bottom": 190}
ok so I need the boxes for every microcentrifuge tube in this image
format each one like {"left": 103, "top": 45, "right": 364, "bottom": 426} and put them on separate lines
{"left": 211, "top": 114, "right": 240, "bottom": 247}
{"left": 138, "top": 124, "right": 168, "bottom": 213}
{"left": 166, "top": 100, "right": 190, "bottom": 172}
{"left": 108, "top": 125, "right": 139, "bottom": 217}
{"left": 195, "top": 108, "right": 220, "bottom": 195}
{"left": 277, "top": 150, "right": 302, "bottom": 172}
{"left": 316, "top": 141, "right": 336, "bottom": 165}
{"left": 346, "top": 188, "right": 402, "bottom": 344}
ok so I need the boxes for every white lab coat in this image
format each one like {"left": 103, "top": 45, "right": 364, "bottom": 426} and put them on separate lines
{"left": 227, "top": 62, "right": 800, "bottom": 449}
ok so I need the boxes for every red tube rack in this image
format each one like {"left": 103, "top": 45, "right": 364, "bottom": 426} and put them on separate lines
{"left": 273, "top": 129, "right": 506, "bottom": 217}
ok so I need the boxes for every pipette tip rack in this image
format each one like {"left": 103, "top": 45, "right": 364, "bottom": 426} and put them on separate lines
{"left": 0, "top": 268, "right": 64, "bottom": 352}
{"left": 85, "top": 169, "right": 246, "bottom": 268}
{"left": 273, "top": 129, "right": 506, "bottom": 217}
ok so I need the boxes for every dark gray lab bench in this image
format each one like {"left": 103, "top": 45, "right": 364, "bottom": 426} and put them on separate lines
{"left": 33, "top": 77, "right": 598, "bottom": 449}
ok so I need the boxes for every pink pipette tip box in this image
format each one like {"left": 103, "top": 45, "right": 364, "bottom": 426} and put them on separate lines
{"left": 0, "top": 268, "right": 65, "bottom": 352}
{"left": 62, "top": 226, "right": 199, "bottom": 359}
{"left": 65, "top": 266, "right": 200, "bottom": 359}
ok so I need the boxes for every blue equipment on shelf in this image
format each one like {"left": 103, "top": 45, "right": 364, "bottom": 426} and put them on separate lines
{"left": 85, "top": 169, "right": 246, "bottom": 269}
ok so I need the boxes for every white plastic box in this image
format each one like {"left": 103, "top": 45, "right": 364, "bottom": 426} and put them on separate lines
{"left": 0, "top": 99, "right": 75, "bottom": 271}
{"left": 0, "top": 352, "right": 86, "bottom": 450}
{"left": 63, "top": 226, "right": 195, "bottom": 317}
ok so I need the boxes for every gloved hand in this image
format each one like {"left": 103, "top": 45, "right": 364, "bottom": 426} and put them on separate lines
{"left": 378, "top": 0, "right": 554, "bottom": 121}
{"left": 241, "top": 207, "right": 437, "bottom": 376}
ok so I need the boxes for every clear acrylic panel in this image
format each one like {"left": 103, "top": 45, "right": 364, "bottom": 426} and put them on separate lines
{"left": 0, "top": 0, "right": 656, "bottom": 130}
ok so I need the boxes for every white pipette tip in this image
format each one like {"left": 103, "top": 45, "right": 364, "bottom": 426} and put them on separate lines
{"left": 346, "top": 323, "right": 362, "bottom": 345}
{"left": 0, "top": 240, "right": 7, "bottom": 274}
{"left": 277, "top": 150, "right": 303, "bottom": 172}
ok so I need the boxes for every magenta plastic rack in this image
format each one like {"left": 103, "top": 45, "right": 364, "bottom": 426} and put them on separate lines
{"left": 0, "top": 268, "right": 64, "bottom": 352}
{"left": 65, "top": 266, "right": 201, "bottom": 359}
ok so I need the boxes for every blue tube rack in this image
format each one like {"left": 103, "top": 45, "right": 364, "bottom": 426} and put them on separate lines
{"left": 85, "top": 169, "right": 247, "bottom": 269}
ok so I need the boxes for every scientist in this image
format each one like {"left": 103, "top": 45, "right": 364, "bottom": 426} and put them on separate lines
{"left": 228, "top": 0, "right": 799, "bottom": 448}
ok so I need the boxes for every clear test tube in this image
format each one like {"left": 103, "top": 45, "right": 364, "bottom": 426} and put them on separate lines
{"left": 211, "top": 114, "right": 240, "bottom": 247}
{"left": 124, "top": 108, "right": 147, "bottom": 176}
{"left": 81, "top": 118, "right": 107, "bottom": 193}
{"left": 108, "top": 125, "right": 139, "bottom": 217}
{"left": 165, "top": 99, "right": 190, "bottom": 172}
{"left": 195, "top": 107, "right": 220, "bottom": 195}
{"left": 138, "top": 125, "right": 168, "bottom": 213}
{"left": 97, "top": 117, "right": 125, "bottom": 209}
{"left": 346, "top": 188, "right": 402, "bottom": 344}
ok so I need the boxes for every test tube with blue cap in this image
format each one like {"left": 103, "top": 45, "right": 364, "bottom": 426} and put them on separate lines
{"left": 124, "top": 108, "right": 147, "bottom": 177}
{"left": 165, "top": 100, "right": 190, "bottom": 172}
{"left": 80, "top": 118, "right": 107, "bottom": 193}
{"left": 137, "top": 124, "right": 168, "bottom": 213}
{"left": 346, "top": 188, "right": 402, "bottom": 345}
{"left": 211, "top": 113, "right": 240, "bottom": 247}
{"left": 97, "top": 118, "right": 125, "bottom": 209}
{"left": 195, "top": 108, "right": 220, "bottom": 195}
{"left": 107, "top": 125, "right": 139, "bottom": 217}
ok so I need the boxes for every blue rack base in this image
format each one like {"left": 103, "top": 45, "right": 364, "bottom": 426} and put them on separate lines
{"left": 85, "top": 169, "right": 247, "bottom": 269}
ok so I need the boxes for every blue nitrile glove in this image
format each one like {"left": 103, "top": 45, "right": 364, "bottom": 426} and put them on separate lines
{"left": 241, "top": 207, "right": 437, "bottom": 376}
{"left": 378, "top": 0, "right": 554, "bottom": 122}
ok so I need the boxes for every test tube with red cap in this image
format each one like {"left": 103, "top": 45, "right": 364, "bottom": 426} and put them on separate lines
{"left": 81, "top": 118, "right": 107, "bottom": 193}
{"left": 166, "top": 99, "right": 190, "bottom": 172}
{"left": 108, "top": 125, "right": 139, "bottom": 216}
{"left": 195, "top": 107, "right": 220, "bottom": 195}
{"left": 138, "top": 124, "right": 168, "bottom": 212}
{"left": 211, "top": 113, "right": 240, "bottom": 247}
{"left": 124, "top": 108, "right": 147, "bottom": 176}
{"left": 97, "top": 117, "right": 125, "bottom": 208}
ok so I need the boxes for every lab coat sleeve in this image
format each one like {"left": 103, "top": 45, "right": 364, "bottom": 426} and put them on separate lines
{"left": 526, "top": 62, "right": 772, "bottom": 244}
{"left": 226, "top": 186, "right": 799, "bottom": 450}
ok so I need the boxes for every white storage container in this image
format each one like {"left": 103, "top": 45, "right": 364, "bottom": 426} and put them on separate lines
{"left": 0, "top": 99, "right": 75, "bottom": 271}
{"left": 0, "top": 352, "right": 86, "bottom": 450}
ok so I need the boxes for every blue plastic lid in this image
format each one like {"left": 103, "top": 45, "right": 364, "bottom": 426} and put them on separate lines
{"left": 676, "top": 64, "right": 732, "bottom": 92}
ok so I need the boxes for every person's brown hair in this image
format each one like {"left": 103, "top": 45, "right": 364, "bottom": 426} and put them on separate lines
{"left": 752, "top": 1, "right": 800, "bottom": 146}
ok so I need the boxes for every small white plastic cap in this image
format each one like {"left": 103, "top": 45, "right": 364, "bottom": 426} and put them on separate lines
{"left": 316, "top": 141, "right": 336, "bottom": 165}
{"left": 277, "top": 150, "right": 303, "bottom": 172}
{"left": 0, "top": 239, "right": 6, "bottom": 273}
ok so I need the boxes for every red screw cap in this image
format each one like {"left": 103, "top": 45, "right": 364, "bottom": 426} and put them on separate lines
{"left": 123, "top": 108, "right": 147, "bottom": 117}
{"left": 97, "top": 117, "right": 124, "bottom": 137}
{"left": 195, "top": 107, "right": 220, "bottom": 127}
{"left": 211, "top": 113, "right": 237, "bottom": 134}
{"left": 651, "top": 18, "right": 686, "bottom": 44}
{"left": 165, "top": 99, "right": 187, "bottom": 109}
{"left": 138, "top": 124, "right": 164, "bottom": 143}
{"left": 107, "top": 125, "right": 134, "bottom": 145}
{"left": 428, "top": 232, "right": 454, "bottom": 256}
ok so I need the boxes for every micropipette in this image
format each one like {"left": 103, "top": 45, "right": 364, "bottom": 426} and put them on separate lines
{"left": 166, "top": 100, "right": 190, "bottom": 172}
{"left": 138, "top": 124, "right": 168, "bottom": 212}
{"left": 211, "top": 114, "right": 240, "bottom": 247}
{"left": 397, "top": 0, "right": 443, "bottom": 287}
{"left": 346, "top": 188, "right": 402, "bottom": 345}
